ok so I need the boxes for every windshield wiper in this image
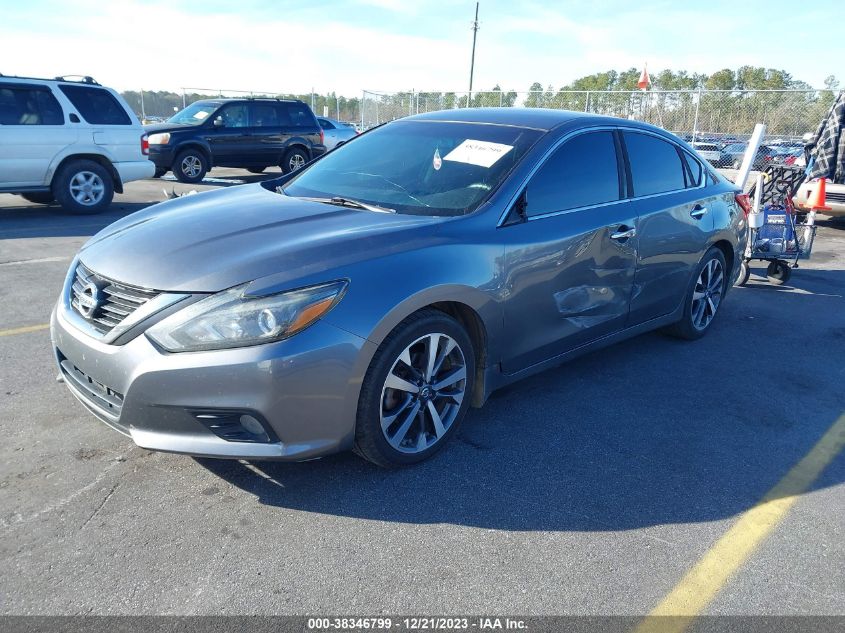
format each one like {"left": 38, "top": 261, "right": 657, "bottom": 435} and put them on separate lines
{"left": 296, "top": 196, "right": 396, "bottom": 214}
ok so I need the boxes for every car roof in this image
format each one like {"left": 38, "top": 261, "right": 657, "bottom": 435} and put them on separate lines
{"left": 191, "top": 97, "right": 305, "bottom": 105}
{"left": 408, "top": 108, "right": 679, "bottom": 137}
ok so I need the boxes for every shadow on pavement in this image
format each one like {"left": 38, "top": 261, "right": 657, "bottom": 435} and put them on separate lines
{"left": 198, "top": 267, "right": 845, "bottom": 531}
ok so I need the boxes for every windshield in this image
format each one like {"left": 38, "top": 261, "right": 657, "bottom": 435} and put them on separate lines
{"left": 168, "top": 102, "right": 220, "bottom": 125}
{"left": 282, "top": 120, "right": 543, "bottom": 215}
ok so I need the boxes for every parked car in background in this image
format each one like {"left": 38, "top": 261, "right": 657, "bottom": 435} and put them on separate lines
{"left": 772, "top": 147, "right": 804, "bottom": 166}
{"left": 794, "top": 180, "right": 845, "bottom": 217}
{"left": 0, "top": 74, "right": 153, "bottom": 214}
{"left": 691, "top": 141, "right": 722, "bottom": 165}
{"left": 720, "top": 142, "right": 774, "bottom": 169}
{"left": 52, "top": 108, "right": 747, "bottom": 467}
{"left": 317, "top": 116, "right": 358, "bottom": 150}
{"left": 146, "top": 98, "right": 327, "bottom": 183}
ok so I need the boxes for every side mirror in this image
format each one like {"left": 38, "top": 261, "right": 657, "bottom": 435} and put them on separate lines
{"left": 213, "top": 116, "right": 224, "bottom": 128}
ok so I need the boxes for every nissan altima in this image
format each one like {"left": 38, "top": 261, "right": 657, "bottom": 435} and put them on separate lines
{"left": 51, "top": 108, "right": 748, "bottom": 467}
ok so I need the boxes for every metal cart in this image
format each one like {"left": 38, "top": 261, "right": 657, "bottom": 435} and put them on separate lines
{"left": 736, "top": 194, "right": 817, "bottom": 286}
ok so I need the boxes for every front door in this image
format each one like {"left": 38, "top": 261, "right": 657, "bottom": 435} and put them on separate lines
{"left": 204, "top": 103, "right": 251, "bottom": 165}
{"left": 500, "top": 130, "right": 638, "bottom": 374}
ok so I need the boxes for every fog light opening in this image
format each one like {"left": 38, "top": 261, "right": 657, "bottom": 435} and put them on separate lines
{"left": 239, "top": 414, "right": 268, "bottom": 439}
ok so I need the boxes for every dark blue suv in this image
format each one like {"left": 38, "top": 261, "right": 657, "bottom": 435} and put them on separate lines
{"left": 145, "top": 98, "right": 326, "bottom": 183}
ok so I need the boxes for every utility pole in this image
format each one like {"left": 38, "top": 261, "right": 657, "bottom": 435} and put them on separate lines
{"left": 467, "top": 2, "right": 479, "bottom": 106}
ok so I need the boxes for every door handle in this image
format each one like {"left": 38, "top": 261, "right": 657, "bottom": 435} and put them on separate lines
{"left": 610, "top": 227, "right": 636, "bottom": 240}
{"left": 690, "top": 205, "right": 708, "bottom": 219}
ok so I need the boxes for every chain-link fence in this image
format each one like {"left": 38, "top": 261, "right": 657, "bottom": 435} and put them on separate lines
{"left": 361, "top": 89, "right": 838, "bottom": 141}
{"left": 121, "top": 87, "right": 363, "bottom": 125}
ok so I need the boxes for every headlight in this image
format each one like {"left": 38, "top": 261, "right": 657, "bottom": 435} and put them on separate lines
{"left": 146, "top": 280, "right": 347, "bottom": 352}
{"left": 148, "top": 132, "right": 171, "bottom": 145}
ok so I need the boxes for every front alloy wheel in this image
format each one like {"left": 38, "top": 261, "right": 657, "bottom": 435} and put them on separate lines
{"left": 354, "top": 310, "right": 475, "bottom": 467}
{"left": 380, "top": 333, "right": 467, "bottom": 454}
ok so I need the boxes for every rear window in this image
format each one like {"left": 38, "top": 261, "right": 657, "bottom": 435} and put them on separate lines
{"left": 58, "top": 85, "right": 131, "bottom": 125}
{"left": 0, "top": 86, "right": 63, "bottom": 125}
{"left": 624, "top": 132, "right": 686, "bottom": 196}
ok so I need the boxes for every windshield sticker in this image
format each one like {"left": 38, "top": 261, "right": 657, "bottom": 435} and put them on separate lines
{"left": 443, "top": 139, "right": 513, "bottom": 168}
{"left": 194, "top": 110, "right": 210, "bottom": 120}
{"left": 433, "top": 148, "right": 442, "bottom": 170}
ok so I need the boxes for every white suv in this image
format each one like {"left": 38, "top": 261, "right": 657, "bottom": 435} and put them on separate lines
{"left": 0, "top": 75, "right": 154, "bottom": 214}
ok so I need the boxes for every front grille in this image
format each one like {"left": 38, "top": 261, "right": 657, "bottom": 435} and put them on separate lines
{"left": 70, "top": 263, "right": 159, "bottom": 334}
{"left": 58, "top": 353, "right": 124, "bottom": 420}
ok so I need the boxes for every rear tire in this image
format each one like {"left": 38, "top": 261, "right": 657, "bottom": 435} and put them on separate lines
{"left": 153, "top": 168, "right": 168, "bottom": 178}
{"left": 664, "top": 247, "right": 727, "bottom": 340}
{"left": 735, "top": 260, "right": 751, "bottom": 286}
{"left": 20, "top": 192, "right": 56, "bottom": 205}
{"left": 766, "top": 261, "right": 791, "bottom": 285}
{"left": 52, "top": 160, "right": 114, "bottom": 215}
{"left": 172, "top": 149, "right": 208, "bottom": 183}
{"left": 354, "top": 309, "right": 475, "bottom": 468}
{"left": 281, "top": 147, "right": 309, "bottom": 174}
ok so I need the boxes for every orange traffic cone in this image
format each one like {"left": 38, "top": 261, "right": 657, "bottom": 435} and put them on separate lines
{"left": 806, "top": 178, "right": 832, "bottom": 211}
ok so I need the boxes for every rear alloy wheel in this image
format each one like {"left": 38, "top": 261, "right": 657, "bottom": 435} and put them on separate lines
{"left": 664, "top": 247, "right": 727, "bottom": 340}
{"left": 281, "top": 148, "right": 308, "bottom": 174}
{"left": 173, "top": 149, "right": 208, "bottom": 183}
{"left": 52, "top": 160, "right": 114, "bottom": 215}
{"left": 354, "top": 310, "right": 475, "bottom": 467}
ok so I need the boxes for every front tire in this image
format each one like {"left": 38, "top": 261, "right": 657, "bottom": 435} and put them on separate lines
{"left": 354, "top": 310, "right": 476, "bottom": 467}
{"left": 247, "top": 167, "right": 266, "bottom": 174}
{"left": 172, "top": 149, "right": 208, "bottom": 183}
{"left": 52, "top": 160, "right": 114, "bottom": 215}
{"left": 664, "top": 247, "right": 727, "bottom": 340}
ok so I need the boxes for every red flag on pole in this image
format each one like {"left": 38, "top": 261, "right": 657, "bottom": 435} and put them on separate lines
{"left": 637, "top": 64, "right": 650, "bottom": 91}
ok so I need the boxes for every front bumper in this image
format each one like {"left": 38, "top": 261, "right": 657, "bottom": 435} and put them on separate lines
{"left": 147, "top": 145, "right": 176, "bottom": 169}
{"left": 51, "top": 302, "right": 375, "bottom": 460}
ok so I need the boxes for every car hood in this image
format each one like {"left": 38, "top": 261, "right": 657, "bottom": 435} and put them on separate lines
{"left": 144, "top": 122, "right": 197, "bottom": 134}
{"left": 79, "top": 184, "right": 443, "bottom": 293}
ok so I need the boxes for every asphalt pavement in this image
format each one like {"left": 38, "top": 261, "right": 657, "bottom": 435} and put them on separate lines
{"left": 1, "top": 169, "right": 843, "bottom": 617}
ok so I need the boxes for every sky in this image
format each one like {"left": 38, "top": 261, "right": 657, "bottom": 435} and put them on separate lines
{"left": 1, "top": 0, "right": 842, "bottom": 96}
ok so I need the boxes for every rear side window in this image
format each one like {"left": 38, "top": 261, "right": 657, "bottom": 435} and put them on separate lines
{"left": 282, "top": 102, "right": 316, "bottom": 128}
{"left": 0, "top": 86, "right": 64, "bottom": 125}
{"left": 58, "top": 85, "right": 131, "bottom": 125}
{"left": 526, "top": 131, "right": 620, "bottom": 217}
{"left": 624, "top": 132, "right": 686, "bottom": 196}
{"left": 681, "top": 151, "right": 703, "bottom": 187}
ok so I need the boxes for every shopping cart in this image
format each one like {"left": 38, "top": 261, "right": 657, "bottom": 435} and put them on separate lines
{"left": 736, "top": 189, "right": 817, "bottom": 286}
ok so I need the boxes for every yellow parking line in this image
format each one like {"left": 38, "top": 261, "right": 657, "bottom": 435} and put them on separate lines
{"left": 635, "top": 412, "right": 845, "bottom": 633}
{"left": 0, "top": 323, "right": 50, "bottom": 337}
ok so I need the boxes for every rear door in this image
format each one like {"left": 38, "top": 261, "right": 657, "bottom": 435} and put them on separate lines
{"left": 247, "top": 102, "right": 289, "bottom": 165}
{"left": 500, "top": 129, "right": 638, "bottom": 373}
{"left": 621, "top": 130, "right": 715, "bottom": 325}
{"left": 0, "top": 83, "right": 71, "bottom": 187}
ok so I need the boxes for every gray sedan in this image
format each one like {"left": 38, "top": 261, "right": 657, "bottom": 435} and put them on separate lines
{"left": 52, "top": 109, "right": 748, "bottom": 467}
{"left": 317, "top": 117, "right": 358, "bottom": 150}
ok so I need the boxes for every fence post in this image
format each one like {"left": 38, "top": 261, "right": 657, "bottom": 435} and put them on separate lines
{"left": 692, "top": 86, "right": 702, "bottom": 143}
{"left": 361, "top": 90, "right": 365, "bottom": 130}
{"left": 584, "top": 91, "right": 590, "bottom": 112}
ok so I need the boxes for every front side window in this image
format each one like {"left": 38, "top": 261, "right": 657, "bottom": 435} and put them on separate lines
{"left": 282, "top": 120, "right": 542, "bottom": 216}
{"left": 624, "top": 132, "right": 686, "bottom": 196}
{"left": 217, "top": 103, "right": 248, "bottom": 128}
{"left": 0, "top": 86, "right": 63, "bottom": 125}
{"left": 58, "top": 85, "right": 131, "bottom": 125}
{"left": 525, "top": 131, "right": 620, "bottom": 217}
